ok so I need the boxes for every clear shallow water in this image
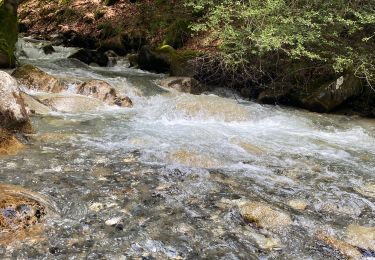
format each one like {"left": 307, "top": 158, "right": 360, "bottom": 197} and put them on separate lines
{"left": 0, "top": 38, "right": 374, "bottom": 259}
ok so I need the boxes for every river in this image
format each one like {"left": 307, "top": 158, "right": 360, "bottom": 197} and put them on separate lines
{"left": 0, "top": 38, "right": 374, "bottom": 259}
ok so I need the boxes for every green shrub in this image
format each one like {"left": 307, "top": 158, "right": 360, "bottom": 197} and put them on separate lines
{"left": 185, "top": 0, "right": 375, "bottom": 86}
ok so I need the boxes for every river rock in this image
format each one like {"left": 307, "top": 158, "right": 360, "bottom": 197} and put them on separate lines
{"left": 12, "top": 64, "right": 67, "bottom": 93}
{"left": 239, "top": 201, "right": 292, "bottom": 230}
{"left": 0, "top": 184, "right": 47, "bottom": 231}
{"left": 37, "top": 94, "right": 106, "bottom": 113}
{"left": 288, "top": 199, "right": 308, "bottom": 211}
{"left": 230, "top": 138, "right": 265, "bottom": 155}
{"left": 316, "top": 232, "right": 362, "bottom": 259}
{"left": 169, "top": 150, "right": 221, "bottom": 168}
{"left": 68, "top": 49, "right": 109, "bottom": 67}
{"left": 156, "top": 77, "right": 207, "bottom": 95}
{"left": 0, "top": 129, "right": 24, "bottom": 155}
{"left": 138, "top": 45, "right": 170, "bottom": 73}
{"left": 354, "top": 183, "right": 375, "bottom": 198}
{"left": 299, "top": 74, "right": 362, "bottom": 112}
{"left": 345, "top": 224, "right": 375, "bottom": 252}
{"left": 0, "top": 71, "right": 31, "bottom": 132}
{"left": 175, "top": 95, "right": 250, "bottom": 122}
{"left": 20, "top": 92, "right": 52, "bottom": 115}
{"left": 76, "top": 80, "right": 133, "bottom": 107}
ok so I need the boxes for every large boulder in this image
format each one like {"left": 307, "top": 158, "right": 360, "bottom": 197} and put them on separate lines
{"left": 68, "top": 49, "right": 109, "bottom": 67}
{"left": 0, "top": 71, "right": 31, "bottom": 155}
{"left": 138, "top": 45, "right": 170, "bottom": 73}
{"left": 12, "top": 64, "right": 67, "bottom": 93}
{"left": 299, "top": 74, "right": 363, "bottom": 112}
{"left": 0, "top": 71, "right": 31, "bottom": 133}
{"left": 76, "top": 80, "right": 133, "bottom": 107}
{"left": 0, "top": 0, "right": 18, "bottom": 68}
{"left": 156, "top": 77, "right": 208, "bottom": 95}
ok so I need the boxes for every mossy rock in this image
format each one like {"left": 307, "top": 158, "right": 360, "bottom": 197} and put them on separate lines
{"left": 0, "top": 0, "right": 18, "bottom": 68}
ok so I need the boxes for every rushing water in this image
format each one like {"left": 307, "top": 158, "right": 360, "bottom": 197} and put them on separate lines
{"left": 0, "top": 38, "right": 374, "bottom": 259}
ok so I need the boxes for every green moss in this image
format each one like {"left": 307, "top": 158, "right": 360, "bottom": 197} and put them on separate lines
{"left": 155, "top": 46, "right": 201, "bottom": 76}
{"left": 0, "top": 0, "right": 18, "bottom": 66}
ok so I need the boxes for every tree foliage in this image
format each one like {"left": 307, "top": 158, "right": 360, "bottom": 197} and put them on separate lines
{"left": 185, "top": 0, "right": 375, "bottom": 86}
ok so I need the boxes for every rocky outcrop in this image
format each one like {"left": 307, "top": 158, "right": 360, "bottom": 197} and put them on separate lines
{"left": 0, "top": 71, "right": 31, "bottom": 155}
{"left": 68, "top": 49, "right": 109, "bottom": 67}
{"left": 12, "top": 64, "right": 67, "bottom": 93}
{"left": 258, "top": 74, "right": 364, "bottom": 113}
{"left": 0, "top": 0, "right": 18, "bottom": 68}
{"left": 76, "top": 80, "right": 133, "bottom": 107}
{"left": 299, "top": 74, "right": 363, "bottom": 112}
{"left": 156, "top": 77, "right": 207, "bottom": 95}
{"left": 239, "top": 201, "right": 292, "bottom": 230}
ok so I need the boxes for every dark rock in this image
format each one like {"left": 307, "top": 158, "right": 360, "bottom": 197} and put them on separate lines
{"left": 61, "top": 30, "right": 96, "bottom": 49}
{"left": 42, "top": 44, "right": 55, "bottom": 55}
{"left": 299, "top": 74, "right": 363, "bottom": 112}
{"left": 127, "top": 53, "right": 138, "bottom": 68}
{"left": 68, "top": 49, "right": 109, "bottom": 67}
{"left": 138, "top": 45, "right": 170, "bottom": 73}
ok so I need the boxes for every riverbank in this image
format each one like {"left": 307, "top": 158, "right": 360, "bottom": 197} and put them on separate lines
{"left": 16, "top": 0, "right": 375, "bottom": 118}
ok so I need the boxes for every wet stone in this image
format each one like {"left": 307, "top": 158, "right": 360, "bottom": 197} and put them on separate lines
{"left": 239, "top": 201, "right": 293, "bottom": 230}
{"left": 0, "top": 186, "right": 47, "bottom": 232}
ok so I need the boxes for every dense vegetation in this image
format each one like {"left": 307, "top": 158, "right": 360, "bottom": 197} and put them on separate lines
{"left": 184, "top": 0, "right": 375, "bottom": 90}
{"left": 0, "top": 0, "right": 18, "bottom": 65}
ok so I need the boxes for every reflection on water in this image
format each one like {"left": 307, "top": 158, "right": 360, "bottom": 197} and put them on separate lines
{"left": 0, "top": 38, "right": 374, "bottom": 259}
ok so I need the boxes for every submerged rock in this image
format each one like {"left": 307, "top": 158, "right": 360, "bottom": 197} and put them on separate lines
{"left": 0, "top": 184, "right": 48, "bottom": 232}
{"left": 239, "top": 201, "right": 292, "bottom": 230}
{"left": 230, "top": 138, "right": 265, "bottom": 155}
{"left": 0, "top": 129, "right": 24, "bottom": 155}
{"left": 37, "top": 94, "right": 106, "bottom": 113}
{"left": 169, "top": 150, "right": 222, "bottom": 168}
{"left": 288, "top": 199, "right": 308, "bottom": 211}
{"left": 316, "top": 232, "right": 362, "bottom": 259}
{"left": 345, "top": 224, "right": 375, "bottom": 252}
{"left": 20, "top": 92, "right": 52, "bottom": 115}
{"left": 354, "top": 183, "right": 375, "bottom": 198}
{"left": 175, "top": 95, "right": 250, "bottom": 122}
{"left": 76, "top": 80, "right": 133, "bottom": 107}
{"left": 12, "top": 64, "right": 67, "bottom": 93}
{"left": 156, "top": 77, "right": 207, "bottom": 95}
